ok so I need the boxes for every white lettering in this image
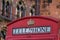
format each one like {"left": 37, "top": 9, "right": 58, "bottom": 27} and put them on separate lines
{"left": 13, "top": 27, "right": 51, "bottom": 34}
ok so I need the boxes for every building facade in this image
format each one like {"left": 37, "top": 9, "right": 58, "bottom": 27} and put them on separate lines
{"left": 0, "top": 0, "right": 60, "bottom": 21}
{"left": 9, "top": 0, "right": 60, "bottom": 19}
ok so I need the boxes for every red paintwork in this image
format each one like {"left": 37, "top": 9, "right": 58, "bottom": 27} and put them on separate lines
{"left": 6, "top": 16, "right": 59, "bottom": 40}
{"left": 58, "top": 20, "right": 60, "bottom": 40}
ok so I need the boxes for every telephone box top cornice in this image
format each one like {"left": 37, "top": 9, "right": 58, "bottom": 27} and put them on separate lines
{"left": 7, "top": 16, "right": 59, "bottom": 26}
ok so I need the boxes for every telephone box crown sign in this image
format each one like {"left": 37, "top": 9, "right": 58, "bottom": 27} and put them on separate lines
{"left": 27, "top": 19, "right": 35, "bottom": 25}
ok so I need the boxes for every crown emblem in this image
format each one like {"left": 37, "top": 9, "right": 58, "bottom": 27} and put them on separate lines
{"left": 27, "top": 19, "right": 34, "bottom": 25}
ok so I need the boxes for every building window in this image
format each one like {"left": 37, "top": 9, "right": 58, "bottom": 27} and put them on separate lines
{"left": 0, "top": 0, "right": 12, "bottom": 21}
{"left": 6, "top": 1, "right": 10, "bottom": 17}
{"left": 2, "top": 0, "right": 5, "bottom": 15}
{"left": 5, "top": 0, "right": 12, "bottom": 19}
{"left": 30, "top": 4, "right": 35, "bottom": 16}
{"left": 16, "top": 0, "right": 26, "bottom": 18}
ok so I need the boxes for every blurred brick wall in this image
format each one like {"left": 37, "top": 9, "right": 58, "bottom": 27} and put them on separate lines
{"left": 11, "top": 0, "right": 60, "bottom": 19}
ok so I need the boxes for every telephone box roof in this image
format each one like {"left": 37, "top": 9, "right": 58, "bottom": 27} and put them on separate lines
{"left": 7, "top": 16, "right": 59, "bottom": 26}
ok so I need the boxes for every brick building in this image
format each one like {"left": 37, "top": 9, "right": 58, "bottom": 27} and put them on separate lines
{"left": 11, "top": 0, "right": 60, "bottom": 19}
{"left": 0, "top": 0, "right": 60, "bottom": 21}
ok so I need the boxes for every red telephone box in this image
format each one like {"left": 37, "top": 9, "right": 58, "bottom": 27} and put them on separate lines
{"left": 6, "top": 16, "right": 59, "bottom": 40}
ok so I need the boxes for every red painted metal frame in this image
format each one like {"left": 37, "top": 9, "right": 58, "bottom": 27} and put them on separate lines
{"left": 6, "top": 16, "right": 59, "bottom": 40}
{"left": 7, "top": 16, "right": 59, "bottom": 26}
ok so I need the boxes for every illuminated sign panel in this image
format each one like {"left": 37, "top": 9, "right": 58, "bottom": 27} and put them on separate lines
{"left": 13, "top": 27, "right": 51, "bottom": 34}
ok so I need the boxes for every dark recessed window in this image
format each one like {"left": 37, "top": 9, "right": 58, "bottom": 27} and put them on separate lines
{"left": 16, "top": 0, "right": 26, "bottom": 18}
{"left": 30, "top": 5, "right": 35, "bottom": 16}
{"left": 2, "top": 0, "right": 5, "bottom": 15}
{"left": 6, "top": 1, "right": 10, "bottom": 17}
